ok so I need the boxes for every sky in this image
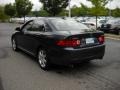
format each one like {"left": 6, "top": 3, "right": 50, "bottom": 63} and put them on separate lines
{"left": 0, "top": 0, "right": 120, "bottom": 10}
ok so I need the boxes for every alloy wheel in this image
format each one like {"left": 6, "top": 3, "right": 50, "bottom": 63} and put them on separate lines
{"left": 38, "top": 49, "right": 49, "bottom": 70}
{"left": 12, "top": 39, "right": 17, "bottom": 51}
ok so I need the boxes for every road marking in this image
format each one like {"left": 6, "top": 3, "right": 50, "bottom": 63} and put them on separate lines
{"left": 105, "top": 37, "right": 120, "bottom": 41}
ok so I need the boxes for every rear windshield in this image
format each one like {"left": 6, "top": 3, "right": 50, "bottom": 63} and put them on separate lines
{"left": 50, "top": 19, "right": 89, "bottom": 31}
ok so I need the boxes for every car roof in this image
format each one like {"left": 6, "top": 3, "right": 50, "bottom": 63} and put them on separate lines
{"left": 33, "top": 17, "right": 75, "bottom": 22}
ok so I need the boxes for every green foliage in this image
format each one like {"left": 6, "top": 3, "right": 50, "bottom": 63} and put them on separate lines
{"left": 15, "top": 0, "right": 33, "bottom": 17}
{"left": 0, "top": 6, "right": 9, "bottom": 22}
{"left": 39, "top": 10, "right": 49, "bottom": 17}
{"left": 87, "top": 0, "right": 110, "bottom": 16}
{"left": 40, "top": 0, "right": 69, "bottom": 16}
{"left": 31, "top": 11, "right": 40, "bottom": 17}
{"left": 31, "top": 9, "right": 49, "bottom": 17}
{"left": 89, "top": 7, "right": 107, "bottom": 16}
{"left": 4, "top": 3, "right": 16, "bottom": 17}
{"left": 112, "top": 7, "right": 120, "bottom": 17}
{"left": 57, "top": 9, "right": 68, "bottom": 16}
{"left": 54, "top": 9, "right": 70, "bottom": 17}
{"left": 71, "top": 4, "right": 89, "bottom": 17}
{"left": 79, "top": 3, "right": 89, "bottom": 16}
{"left": 71, "top": 5, "right": 80, "bottom": 16}
{"left": 87, "top": 0, "right": 110, "bottom": 29}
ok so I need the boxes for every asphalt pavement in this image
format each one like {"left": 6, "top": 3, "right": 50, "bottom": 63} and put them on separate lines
{"left": 0, "top": 23, "right": 120, "bottom": 90}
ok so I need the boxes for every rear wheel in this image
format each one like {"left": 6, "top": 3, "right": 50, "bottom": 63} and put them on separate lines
{"left": 82, "top": 60, "right": 91, "bottom": 63}
{"left": 115, "top": 28, "right": 120, "bottom": 35}
{"left": 12, "top": 38, "right": 18, "bottom": 51}
{"left": 38, "top": 49, "right": 50, "bottom": 70}
{"left": 117, "top": 30, "right": 120, "bottom": 35}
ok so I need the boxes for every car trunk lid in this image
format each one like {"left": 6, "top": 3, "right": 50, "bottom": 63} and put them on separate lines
{"left": 64, "top": 31, "right": 104, "bottom": 48}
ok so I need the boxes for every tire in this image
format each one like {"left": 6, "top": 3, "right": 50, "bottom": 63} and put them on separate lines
{"left": 117, "top": 30, "right": 120, "bottom": 35}
{"left": 37, "top": 48, "right": 50, "bottom": 70}
{"left": 82, "top": 59, "right": 91, "bottom": 63}
{"left": 12, "top": 38, "right": 18, "bottom": 51}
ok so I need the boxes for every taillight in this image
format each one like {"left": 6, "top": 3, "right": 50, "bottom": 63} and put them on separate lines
{"left": 98, "top": 35, "right": 105, "bottom": 44}
{"left": 56, "top": 39, "right": 80, "bottom": 47}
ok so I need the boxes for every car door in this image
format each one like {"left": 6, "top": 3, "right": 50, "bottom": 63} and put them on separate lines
{"left": 21, "top": 20, "right": 48, "bottom": 56}
{"left": 16, "top": 20, "right": 34, "bottom": 51}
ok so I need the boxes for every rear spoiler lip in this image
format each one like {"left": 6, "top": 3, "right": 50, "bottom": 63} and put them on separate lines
{"left": 65, "top": 31, "right": 104, "bottom": 40}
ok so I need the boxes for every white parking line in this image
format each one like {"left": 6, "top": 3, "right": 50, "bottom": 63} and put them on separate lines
{"left": 105, "top": 37, "right": 120, "bottom": 41}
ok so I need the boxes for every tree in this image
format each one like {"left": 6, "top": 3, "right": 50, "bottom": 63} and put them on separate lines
{"left": 87, "top": 0, "right": 111, "bottom": 29}
{"left": 32, "top": 11, "right": 40, "bottom": 17}
{"left": 40, "top": 0, "right": 69, "bottom": 16}
{"left": 71, "top": 5, "right": 80, "bottom": 17}
{"left": 0, "top": 6, "right": 9, "bottom": 22}
{"left": 79, "top": 3, "right": 89, "bottom": 16}
{"left": 4, "top": 3, "right": 16, "bottom": 21}
{"left": 71, "top": 4, "right": 90, "bottom": 17}
{"left": 112, "top": 7, "right": 120, "bottom": 17}
{"left": 31, "top": 9, "right": 49, "bottom": 17}
{"left": 39, "top": 9, "right": 49, "bottom": 17}
{"left": 39, "top": 7, "right": 49, "bottom": 17}
{"left": 15, "top": 0, "right": 33, "bottom": 23}
{"left": 58, "top": 9, "right": 68, "bottom": 16}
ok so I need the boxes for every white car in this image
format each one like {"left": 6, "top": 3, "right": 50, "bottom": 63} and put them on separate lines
{"left": 83, "top": 18, "right": 108, "bottom": 29}
{"left": 82, "top": 22, "right": 96, "bottom": 30}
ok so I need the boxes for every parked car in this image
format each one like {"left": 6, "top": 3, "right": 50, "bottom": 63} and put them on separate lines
{"left": 75, "top": 17, "right": 86, "bottom": 23}
{"left": 11, "top": 18, "right": 105, "bottom": 70}
{"left": 82, "top": 22, "right": 96, "bottom": 30}
{"left": 98, "top": 19, "right": 108, "bottom": 29}
{"left": 86, "top": 18, "right": 108, "bottom": 29}
{"left": 100, "top": 19, "right": 120, "bottom": 35}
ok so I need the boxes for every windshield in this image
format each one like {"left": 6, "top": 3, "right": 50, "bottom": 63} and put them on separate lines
{"left": 50, "top": 19, "right": 89, "bottom": 31}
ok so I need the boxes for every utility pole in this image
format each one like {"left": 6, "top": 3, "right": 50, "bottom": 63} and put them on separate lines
{"left": 68, "top": 0, "right": 71, "bottom": 17}
{"left": 108, "top": 0, "right": 112, "bottom": 16}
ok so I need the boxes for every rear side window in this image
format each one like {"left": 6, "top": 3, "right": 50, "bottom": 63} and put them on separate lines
{"left": 44, "top": 23, "right": 52, "bottom": 31}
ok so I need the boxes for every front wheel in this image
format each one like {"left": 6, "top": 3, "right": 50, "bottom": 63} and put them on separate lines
{"left": 12, "top": 38, "right": 18, "bottom": 51}
{"left": 115, "top": 28, "right": 120, "bottom": 35}
{"left": 38, "top": 49, "right": 50, "bottom": 70}
{"left": 117, "top": 30, "right": 120, "bottom": 35}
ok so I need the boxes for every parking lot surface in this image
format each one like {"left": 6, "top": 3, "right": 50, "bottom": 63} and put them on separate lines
{"left": 0, "top": 23, "right": 120, "bottom": 90}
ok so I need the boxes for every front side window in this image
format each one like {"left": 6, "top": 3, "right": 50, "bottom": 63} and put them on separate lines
{"left": 30, "top": 24, "right": 44, "bottom": 31}
{"left": 22, "top": 21, "right": 33, "bottom": 32}
{"left": 27, "top": 20, "right": 45, "bottom": 32}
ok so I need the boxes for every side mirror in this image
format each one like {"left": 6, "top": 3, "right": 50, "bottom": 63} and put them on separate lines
{"left": 15, "top": 27, "right": 21, "bottom": 32}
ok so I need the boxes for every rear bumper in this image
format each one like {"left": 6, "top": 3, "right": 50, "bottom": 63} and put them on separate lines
{"left": 49, "top": 45, "right": 105, "bottom": 65}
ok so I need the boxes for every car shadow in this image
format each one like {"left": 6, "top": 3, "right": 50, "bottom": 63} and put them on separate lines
{"left": 50, "top": 61, "right": 102, "bottom": 74}
{"left": 17, "top": 49, "right": 103, "bottom": 75}
{"left": 0, "top": 77, "right": 4, "bottom": 90}
{"left": 0, "top": 48, "right": 8, "bottom": 60}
